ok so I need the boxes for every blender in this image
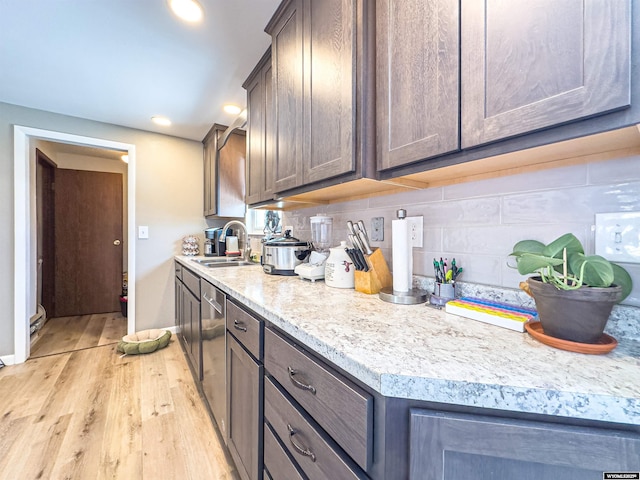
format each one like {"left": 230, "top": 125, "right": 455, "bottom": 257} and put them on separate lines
{"left": 294, "top": 215, "right": 332, "bottom": 281}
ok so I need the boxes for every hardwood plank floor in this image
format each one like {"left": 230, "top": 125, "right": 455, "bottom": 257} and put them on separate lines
{"left": 31, "top": 312, "right": 127, "bottom": 358}
{"left": 0, "top": 339, "right": 239, "bottom": 479}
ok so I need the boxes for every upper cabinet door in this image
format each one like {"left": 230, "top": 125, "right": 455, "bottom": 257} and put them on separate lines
{"left": 376, "top": 0, "right": 460, "bottom": 171}
{"left": 461, "top": 0, "right": 631, "bottom": 149}
{"left": 303, "top": 0, "right": 356, "bottom": 184}
{"left": 271, "top": 0, "right": 304, "bottom": 193}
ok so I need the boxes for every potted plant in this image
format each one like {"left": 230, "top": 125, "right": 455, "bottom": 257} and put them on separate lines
{"left": 510, "top": 233, "right": 632, "bottom": 343}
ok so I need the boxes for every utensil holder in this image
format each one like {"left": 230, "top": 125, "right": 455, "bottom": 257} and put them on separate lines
{"left": 355, "top": 248, "right": 392, "bottom": 294}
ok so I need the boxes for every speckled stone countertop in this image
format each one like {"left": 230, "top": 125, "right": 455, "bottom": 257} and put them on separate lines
{"left": 177, "top": 256, "right": 640, "bottom": 426}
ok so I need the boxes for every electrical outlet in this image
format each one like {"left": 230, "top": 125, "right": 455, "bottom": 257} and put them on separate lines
{"left": 407, "top": 216, "right": 423, "bottom": 248}
{"left": 371, "top": 217, "right": 384, "bottom": 241}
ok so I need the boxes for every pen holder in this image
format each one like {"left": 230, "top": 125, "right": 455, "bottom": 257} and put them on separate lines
{"left": 355, "top": 248, "right": 392, "bottom": 294}
{"left": 430, "top": 282, "right": 455, "bottom": 307}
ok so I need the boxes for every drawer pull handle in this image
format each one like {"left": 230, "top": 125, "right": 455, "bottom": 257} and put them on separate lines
{"left": 233, "top": 320, "right": 247, "bottom": 332}
{"left": 287, "top": 424, "right": 316, "bottom": 462}
{"left": 287, "top": 366, "right": 316, "bottom": 395}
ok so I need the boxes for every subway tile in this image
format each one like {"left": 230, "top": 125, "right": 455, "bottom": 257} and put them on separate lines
{"left": 587, "top": 155, "right": 640, "bottom": 185}
{"left": 367, "top": 185, "right": 442, "bottom": 209}
{"left": 444, "top": 163, "right": 587, "bottom": 200}
{"left": 502, "top": 182, "right": 640, "bottom": 224}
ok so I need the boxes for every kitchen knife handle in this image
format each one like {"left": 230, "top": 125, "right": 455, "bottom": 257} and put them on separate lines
{"left": 354, "top": 223, "right": 373, "bottom": 255}
{"left": 287, "top": 366, "right": 317, "bottom": 395}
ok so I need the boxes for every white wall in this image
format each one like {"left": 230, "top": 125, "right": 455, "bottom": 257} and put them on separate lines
{"left": 282, "top": 155, "right": 640, "bottom": 307}
{"left": 0, "top": 101, "right": 206, "bottom": 357}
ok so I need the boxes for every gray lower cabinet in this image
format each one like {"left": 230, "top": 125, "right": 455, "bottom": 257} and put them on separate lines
{"left": 226, "top": 301, "right": 264, "bottom": 480}
{"left": 264, "top": 327, "right": 371, "bottom": 479}
{"left": 175, "top": 263, "right": 202, "bottom": 380}
{"left": 409, "top": 409, "right": 640, "bottom": 480}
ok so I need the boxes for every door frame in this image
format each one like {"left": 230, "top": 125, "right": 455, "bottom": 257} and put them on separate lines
{"left": 13, "top": 125, "right": 136, "bottom": 364}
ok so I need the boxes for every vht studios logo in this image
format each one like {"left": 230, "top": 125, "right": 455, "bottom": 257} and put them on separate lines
{"left": 604, "top": 473, "right": 640, "bottom": 479}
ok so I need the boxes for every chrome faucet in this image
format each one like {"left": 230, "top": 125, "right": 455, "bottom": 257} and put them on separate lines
{"left": 220, "top": 220, "right": 251, "bottom": 261}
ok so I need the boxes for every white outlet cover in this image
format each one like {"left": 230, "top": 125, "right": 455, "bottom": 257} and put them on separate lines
{"left": 406, "top": 216, "right": 424, "bottom": 248}
{"left": 138, "top": 225, "right": 149, "bottom": 239}
{"left": 594, "top": 212, "right": 640, "bottom": 263}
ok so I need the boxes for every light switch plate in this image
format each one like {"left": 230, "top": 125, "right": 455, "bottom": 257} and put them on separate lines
{"left": 138, "top": 225, "right": 149, "bottom": 239}
{"left": 594, "top": 212, "right": 640, "bottom": 263}
{"left": 371, "top": 217, "right": 384, "bottom": 242}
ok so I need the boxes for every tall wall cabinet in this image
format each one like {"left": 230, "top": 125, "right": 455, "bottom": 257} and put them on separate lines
{"left": 243, "top": 48, "right": 275, "bottom": 206}
{"left": 263, "top": 0, "right": 374, "bottom": 197}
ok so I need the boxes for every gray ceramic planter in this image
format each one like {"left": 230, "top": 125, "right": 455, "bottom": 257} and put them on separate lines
{"left": 527, "top": 277, "right": 622, "bottom": 344}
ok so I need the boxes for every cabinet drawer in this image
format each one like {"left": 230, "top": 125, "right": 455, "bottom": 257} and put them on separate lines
{"left": 175, "top": 261, "right": 182, "bottom": 280}
{"left": 226, "top": 301, "right": 262, "bottom": 360}
{"left": 264, "top": 328, "right": 373, "bottom": 471}
{"left": 265, "top": 377, "right": 366, "bottom": 480}
{"left": 264, "top": 422, "right": 305, "bottom": 480}
{"left": 181, "top": 266, "right": 200, "bottom": 297}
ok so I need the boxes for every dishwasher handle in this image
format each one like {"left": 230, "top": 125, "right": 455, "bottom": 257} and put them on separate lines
{"left": 202, "top": 291, "right": 223, "bottom": 313}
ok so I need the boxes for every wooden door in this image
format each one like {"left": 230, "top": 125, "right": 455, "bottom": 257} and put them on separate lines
{"left": 461, "top": 0, "right": 631, "bottom": 148}
{"left": 269, "top": 0, "right": 304, "bottom": 193}
{"left": 54, "top": 169, "right": 123, "bottom": 316}
{"left": 36, "top": 149, "right": 57, "bottom": 317}
{"left": 303, "top": 0, "right": 356, "bottom": 184}
{"left": 376, "top": 0, "right": 460, "bottom": 171}
{"left": 410, "top": 409, "right": 640, "bottom": 479}
{"left": 227, "top": 334, "right": 263, "bottom": 480}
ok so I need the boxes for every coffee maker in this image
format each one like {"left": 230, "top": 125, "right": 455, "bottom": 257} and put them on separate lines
{"left": 204, "top": 228, "right": 230, "bottom": 256}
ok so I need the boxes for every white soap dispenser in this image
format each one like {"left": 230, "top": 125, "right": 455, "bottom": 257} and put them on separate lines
{"left": 324, "top": 241, "right": 355, "bottom": 289}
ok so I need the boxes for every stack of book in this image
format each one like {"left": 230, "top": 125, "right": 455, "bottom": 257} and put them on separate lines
{"left": 444, "top": 297, "right": 537, "bottom": 332}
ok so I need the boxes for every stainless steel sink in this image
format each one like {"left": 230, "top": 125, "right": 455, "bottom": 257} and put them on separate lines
{"left": 191, "top": 258, "right": 254, "bottom": 268}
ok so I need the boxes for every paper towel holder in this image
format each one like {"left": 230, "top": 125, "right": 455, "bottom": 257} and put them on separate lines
{"left": 379, "top": 208, "right": 428, "bottom": 305}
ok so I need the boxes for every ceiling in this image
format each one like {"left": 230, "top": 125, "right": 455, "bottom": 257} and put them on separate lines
{"left": 0, "top": 0, "right": 280, "bottom": 142}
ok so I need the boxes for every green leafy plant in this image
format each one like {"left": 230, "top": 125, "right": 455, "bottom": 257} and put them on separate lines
{"left": 510, "top": 233, "right": 632, "bottom": 302}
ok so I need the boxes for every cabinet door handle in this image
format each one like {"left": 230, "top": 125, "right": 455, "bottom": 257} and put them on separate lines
{"left": 287, "top": 366, "right": 316, "bottom": 395}
{"left": 287, "top": 424, "right": 316, "bottom": 462}
{"left": 233, "top": 319, "right": 247, "bottom": 332}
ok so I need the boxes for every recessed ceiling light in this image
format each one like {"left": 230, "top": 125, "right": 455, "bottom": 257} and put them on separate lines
{"left": 224, "top": 104, "right": 242, "bottom": 115}
{"left": 151, "top": 116, "right": 172, "bottom": 126}
{"left": 169, "top": 0, "right": 203, "bottom": 22}
{"left": 121, "top": 154, "right": 129, "bottom": 163}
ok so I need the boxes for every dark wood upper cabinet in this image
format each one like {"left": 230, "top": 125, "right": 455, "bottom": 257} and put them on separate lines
{"left": 202, "top": 124, "right": 246, "bottom": 218}
{"left": 268, "top": 0, "right": 304, "bottom": 193}
{"left": 244, "top": 48, "right": 275, "bottom": 205}
{"left": 376, "top": 0, "right": 460, "bottom": 171}
{"left": 376, "top": 0, "right": 632, "bottom": 173}
{"left": 266, "top": 0, "right": 371, "bottom": 195}
{"left": 461, "top": 0, "right": 631, "bottom": 148}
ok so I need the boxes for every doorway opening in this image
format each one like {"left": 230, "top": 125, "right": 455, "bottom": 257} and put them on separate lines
{"left": 13, "top": 126, "right": 136, "bottom": 364}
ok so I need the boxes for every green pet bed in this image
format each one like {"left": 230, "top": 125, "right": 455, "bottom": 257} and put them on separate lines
{"left": 117, "top": 329, "right": 171, "bottom": 355}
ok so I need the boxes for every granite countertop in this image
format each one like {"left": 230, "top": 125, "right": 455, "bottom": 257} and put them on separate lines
{"left": 176, "top": 256, "right": 640, "bottom": 426}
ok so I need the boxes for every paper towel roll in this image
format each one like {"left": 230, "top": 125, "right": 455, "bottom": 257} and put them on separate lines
{"left": 392, "top": 219, "right": 411, "bottom": 292}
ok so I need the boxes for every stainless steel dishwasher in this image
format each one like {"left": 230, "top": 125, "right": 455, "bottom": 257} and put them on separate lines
{"left": 200, "top": 279, "right": 227, "bottom": 440}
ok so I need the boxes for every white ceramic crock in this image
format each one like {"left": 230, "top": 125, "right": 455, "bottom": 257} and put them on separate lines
{"left": 324, "top": 241, "right": 355, "bottom": 289}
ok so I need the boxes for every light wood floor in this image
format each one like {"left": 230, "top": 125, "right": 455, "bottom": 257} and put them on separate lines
{"left": 0, "top": 331, "right": 238, "bottom": 479}
{"left": 30, "top": 312, "right": 127, "bottom": 358}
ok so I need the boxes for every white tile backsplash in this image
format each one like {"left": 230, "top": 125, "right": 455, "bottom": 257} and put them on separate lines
{"left": 282, "top": 159, "right": 640, "bottom": 307}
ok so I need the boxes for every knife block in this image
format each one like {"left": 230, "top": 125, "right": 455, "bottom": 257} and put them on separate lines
{"left": 355, "top": 248, "right": 392, "bottom": 294}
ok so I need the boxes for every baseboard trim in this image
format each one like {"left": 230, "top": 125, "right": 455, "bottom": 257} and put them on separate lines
{"left": 0, "top": 354, "right": 15, "bottom": 366}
